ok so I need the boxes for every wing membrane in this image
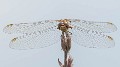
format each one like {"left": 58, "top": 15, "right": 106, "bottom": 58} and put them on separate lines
{"left": 69, "top": 19, "right": 117, "bottom": 33}
{"left": 4, "top": 19, "right": 117, "bottom": 49}
{"left": 3, "top": 20, "right": 58, "bottom": 34}
{"left": 9, "top": 26, "right": 61, "bottom": 49}
{"left": 71, "top": 26, "right": 115, "bottom": 48}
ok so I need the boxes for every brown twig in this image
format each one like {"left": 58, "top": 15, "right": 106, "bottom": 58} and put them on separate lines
{"left": 58, "top": 31, "right": 73, "bottom": 67}
{"left": 58, "top": 54, "right": 73, "bottom": 67}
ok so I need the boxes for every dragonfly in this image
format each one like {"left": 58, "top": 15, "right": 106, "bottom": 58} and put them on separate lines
{"left": 3, "top": 19, "right": 117, "bottom": 50}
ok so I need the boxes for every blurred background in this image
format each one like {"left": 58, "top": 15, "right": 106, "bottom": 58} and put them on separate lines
{"left": 0, "top": 0, "right": 120, "bottom": 67}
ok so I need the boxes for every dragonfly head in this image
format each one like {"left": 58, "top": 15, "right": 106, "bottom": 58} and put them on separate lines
{"left": 57, "top": 19, "right": 73, "bottom": 32}
{"left": 57, "top": 22, "right": 69, "bottom": 32}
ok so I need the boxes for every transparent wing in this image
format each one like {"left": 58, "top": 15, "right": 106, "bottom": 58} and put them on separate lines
{"left": 69, "top": 19, "right": 117, "bottom": 33}
{"left": 3, "top": 20, "right": 58, "bottom": 34}
{"left": 4, "top": 20, "right": 61, "bottom": 49}
{"left": 9, "top": 26, "right": 61, "bottom": 50}
{"left": 71, "top": 26, "right": 115, "bottom": 48}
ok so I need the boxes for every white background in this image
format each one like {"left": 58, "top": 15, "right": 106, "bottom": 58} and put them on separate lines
{"left": 0, "top": 0, "right": 120, "bottom": 67}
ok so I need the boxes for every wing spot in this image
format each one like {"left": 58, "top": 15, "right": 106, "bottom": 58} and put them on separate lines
{"left": 7, "top": 24, "right": 13, "bottom": 27}
{"left": 11, "top": 37, "right": 18, "bottom": 42}
{"left": 107, "top": 36, "right": 113, "bottom": 40}
{"left": 108, "top": 22, "right": 113, "bottom": 25}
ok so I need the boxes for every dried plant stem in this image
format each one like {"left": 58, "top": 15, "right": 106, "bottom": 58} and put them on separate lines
{"left": 58, "top": 32, "right": 73, "bottom": 67}
{"left": 58, "top": 52, "right": 73, "bottom": 67}
{"left": 64, "top": 51, "right": 68, "bottom": 67}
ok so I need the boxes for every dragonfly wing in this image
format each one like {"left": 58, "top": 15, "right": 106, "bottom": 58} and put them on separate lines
{"left": 69, "top": 19, "right": 117, "bottom": 33}
{"left": 71, "top": 26, "right": 115, "bottom": 48}
{"left": 9, "top": 26, "right": 61, "bottom": 49}
{"left": 3, "top": 20, "right": 58, "bottom": 34}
